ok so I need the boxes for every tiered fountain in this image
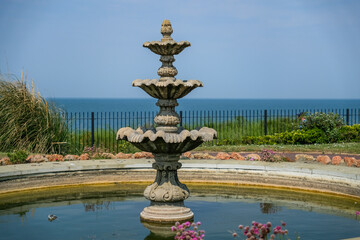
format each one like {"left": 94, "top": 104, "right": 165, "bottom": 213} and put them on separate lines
{"left": 117, "top": 20, "right": 217, "bottom": 224}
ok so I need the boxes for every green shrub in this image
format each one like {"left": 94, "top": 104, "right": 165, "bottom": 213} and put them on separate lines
{"left": 338, "top": 124, "right": 360, "bottom": 142}
{"left": 7, "top": 150, "right": 28, "bottom": 164}
{"left": 242, "top": 124, "right": 360, "bottom": 145}
{"left": 302, "top": 112, "right": 344, "bottom": 133}
{"left": 0, "top": 73, "right": 68, "bottom": 153}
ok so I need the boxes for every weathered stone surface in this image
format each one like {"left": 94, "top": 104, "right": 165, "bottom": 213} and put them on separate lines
{"left": 143, "top": 154, "right": 189, "bottom": 202}
{"left": 64, "top": 155, "right": 80, "bottom": 161}
{"left": 0, "top": 157, "right": 11, "bottom": 165}
{"left": 79, "top": 153, "right": 90, "bottom": 160}
{"left": 27, "top": 154, "right": 48, "bottom": 163}
{"left": 133, "top": 79, "right": 203, "bottom": 99}
{"left": 230, "top": 152, "right": 245, "bottom": 160}
{"left": 295, "top": 154, "right": 315, "bottom": 161}
{"left": 193, "top": 152, "right": 215, "bottom": 159}
{"left": 144, "top": 152, "right": 154, "bottom": 158}
{"left": 183, "top": 152, "right": 193, "bottom": 159}
{"left": 316, "top": 155, "right": 331, "bottom": 165}
{"left": 331, "top": 156, "right": 344, "bottom": 165}
{"left": 216, "top": 152, "right": 230, "bottom": 160}
{"left": 246, "top": 154, "right": 261, "bottom": 161}
{"left": 115, "top": 152, "right": 133, "bottom": 159}
{"left": 344, "top": 157, "right": 356, "bottom": 167}
{"left": 101, "top": 153, "right": 116, "bottom": 159}
{"left": 46, "top": 154, "right": 64, "bottom": 162}
{"left": 133, "top": 152, "right": 154, "bottom": 159}
{"left": 355, "top": 160, "right": 360, "bottom": 168}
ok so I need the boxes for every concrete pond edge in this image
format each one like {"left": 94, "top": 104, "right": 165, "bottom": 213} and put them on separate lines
{"left": 0, "top": 158, "right": 359, "bottom": 200}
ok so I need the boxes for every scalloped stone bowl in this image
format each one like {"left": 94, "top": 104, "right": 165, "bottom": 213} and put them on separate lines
{"left": 132, "top": 79, "right": 203, "bottom": 99}
{"left": 116, "top": 127, "right": 217, "bottom": 154}
{"left": 143, "top": 40, "right": 190, "bottom": 55}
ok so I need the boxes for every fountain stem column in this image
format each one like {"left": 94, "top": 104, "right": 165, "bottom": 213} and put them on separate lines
{"left": 154, "top": 99, "right": 180, "bottom": 133}
{"left": 141, "top": 153, "right": 193, "bottom": 223}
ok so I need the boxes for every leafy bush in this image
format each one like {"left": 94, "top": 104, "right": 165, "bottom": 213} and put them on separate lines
{"left": 242, "top": 124, "right": 360, "bottom": 145}
{"left": 338, "top": 124, "right": 360, "bottom": 142}
{"left": 7, "top": 150, "right": 29, "bottom": 164}
{"left": 0, "top": 73, "right": 68, "bottom": 153}
{"left": 301, "top": 112, "right": 344, "bottom": 133}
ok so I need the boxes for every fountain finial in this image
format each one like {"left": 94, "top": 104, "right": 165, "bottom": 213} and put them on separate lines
{"left": 161, "top": 19, "right": 173, "bottom": 42}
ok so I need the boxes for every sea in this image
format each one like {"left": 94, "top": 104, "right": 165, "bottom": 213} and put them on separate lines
{"left": 50, "top": 98, "right": 359, "bottom": 113}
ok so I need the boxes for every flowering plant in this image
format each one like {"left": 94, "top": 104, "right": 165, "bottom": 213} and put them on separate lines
{"left": 171, "top": 221, "right": 205, "bottom": 240}
{"left": 231, "top": 221, "right": 297, "bottom": 240}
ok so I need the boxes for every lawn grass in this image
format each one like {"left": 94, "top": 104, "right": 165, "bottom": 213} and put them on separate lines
{"left": 197, "top": 142, "right": 360, "bottom": 154}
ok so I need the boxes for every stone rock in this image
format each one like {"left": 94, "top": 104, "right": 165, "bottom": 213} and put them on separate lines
{"left": 26, "top": 154, "right": 48, "bottom": 163}
{"left": 144, "top": 152, "right": 154, "bottom": 159}
{"left": 193, "top": 153, "right": 215, "bottom": 159}
{"left": 331, "top": 156, "right": 344, "bottom": 165}
{"left": 246, "top": 154, "right": 261, "bottom": 161}
{"left": 101, "top": 153, "right": 116, "bottom": 159}
{"left": 355, "top": 160, "right": 360, "bottom": 168}
{"left": 216, "top": 152, "right": 230, "bottom": 160}
{"left": 274, "top": 154, "right": 289, "bottom": 162}
{"left": 115, "top": 152, "right": 133, "bottom": 159}
{"left": 79, "top": 153, "right": 90, "bottom": 160}
{"left": 183, "top": 152, "right": 193, "bottom": 159}
{"left": 230, "top": 152, "right": 245, "bottom": 160}
{"left": 46, "top": 154, "right": 64, "bottom": 162}
{"left": 316, "top": 155, "right": 331, "bottom": 165}
{"left": 0, "top": 157, "right": 11, "bottom": 165}
{"left": 64, "top": 155, "right": 80, "bottom": 161}
{"left": 133, "top": 152, "right": 153, "bottom": 159}
{"left": 344, "top": 157, "right": 356, "bottom": 167}
{"left": 295, "top": 154, "right": 315, "bottom": 162}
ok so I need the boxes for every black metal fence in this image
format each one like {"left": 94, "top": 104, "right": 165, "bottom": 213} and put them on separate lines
{"left": 65, "top": 108, "right": 360, "bottom": 153}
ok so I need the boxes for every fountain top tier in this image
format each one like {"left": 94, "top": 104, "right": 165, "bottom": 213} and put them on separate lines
{"left": 116, "top": 20, "right": 216, "bottom": 153}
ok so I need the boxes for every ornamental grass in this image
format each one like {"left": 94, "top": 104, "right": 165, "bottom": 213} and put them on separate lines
{"left": 0, "top": 72, "right": 68, "bottom": 153}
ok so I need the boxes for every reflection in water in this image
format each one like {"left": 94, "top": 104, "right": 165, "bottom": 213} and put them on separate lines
{"left": 144, "top": 232, "right": 173, "bottom": 240}
{"left": 260, "top": 203, "right": 282, "bottom": 214}
{"left": 83, "top": 201, "right": 113, "bottom": 212}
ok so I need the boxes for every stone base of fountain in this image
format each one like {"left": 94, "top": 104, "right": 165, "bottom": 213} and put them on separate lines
{"left": 140, "top": 201, "right": 193, "bottom": 223}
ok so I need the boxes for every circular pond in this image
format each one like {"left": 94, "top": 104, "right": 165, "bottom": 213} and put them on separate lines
{"left": 0, "top": 183, "right": 359, "bottom": 240}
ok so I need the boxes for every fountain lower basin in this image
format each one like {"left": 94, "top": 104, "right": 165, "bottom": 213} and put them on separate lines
{"left": 1, "top": 182, "right": 360, "bottom": 240}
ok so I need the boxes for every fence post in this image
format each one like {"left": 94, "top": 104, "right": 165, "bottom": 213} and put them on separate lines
{"left": 264, "top": 110, "right": 268, "bottom": 135}
{"left": 179, "top": 111, "right": 183, "bottom": 127}
{"left": 91, "top": 112, "right": 95, "bottom": 147}
{"left": 346, "top": 108, "right": 349, "bottom": 125}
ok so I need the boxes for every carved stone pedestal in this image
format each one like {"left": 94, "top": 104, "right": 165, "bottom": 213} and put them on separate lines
{"left": 140, "top": 153, "right": 194, "bottom": 223}
{"left": 140, "top": 203, "right": 194, "bottom": 223}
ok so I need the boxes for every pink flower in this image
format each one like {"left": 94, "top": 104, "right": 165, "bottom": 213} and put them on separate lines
{"left": 232, "top": 232, "right": 237, "bottom": 237}
{"left": 356, "top": 211, "right": 360, "bottom": 216}
{"left": 282, "top": 221, "right": 286, "bottom": 227}
{"left": 238, "top": 225, "right": 243, "bottom": 229}
{"left": 196, "top": 221, "right": 201, "bottom": 225}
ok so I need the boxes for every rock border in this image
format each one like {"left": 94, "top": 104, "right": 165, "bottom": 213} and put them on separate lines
{"left": 1, "top": 151, "right": 360, "bottom": 168}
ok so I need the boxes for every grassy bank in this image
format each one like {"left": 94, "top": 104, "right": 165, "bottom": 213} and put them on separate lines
{"left": 197, "top": 142, "right": 360, "bottom": 154}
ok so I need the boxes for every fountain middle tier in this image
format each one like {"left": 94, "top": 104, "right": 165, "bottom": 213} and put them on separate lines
{"left": 132, "top": 79, "right": 203, "bottom": 99}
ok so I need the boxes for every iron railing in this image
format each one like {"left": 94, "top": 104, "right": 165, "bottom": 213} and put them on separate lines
{"left": 65, "top": 108, "right": 360, "bottom": 153}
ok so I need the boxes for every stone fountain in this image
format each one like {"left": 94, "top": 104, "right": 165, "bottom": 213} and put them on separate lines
{"left": 116, "top": 20, "right": 217, "bottom": 223}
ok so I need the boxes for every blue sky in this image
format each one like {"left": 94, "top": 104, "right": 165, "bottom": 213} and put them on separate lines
{"left": 0, "top": 0, "right": 359, "bottom": 99}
